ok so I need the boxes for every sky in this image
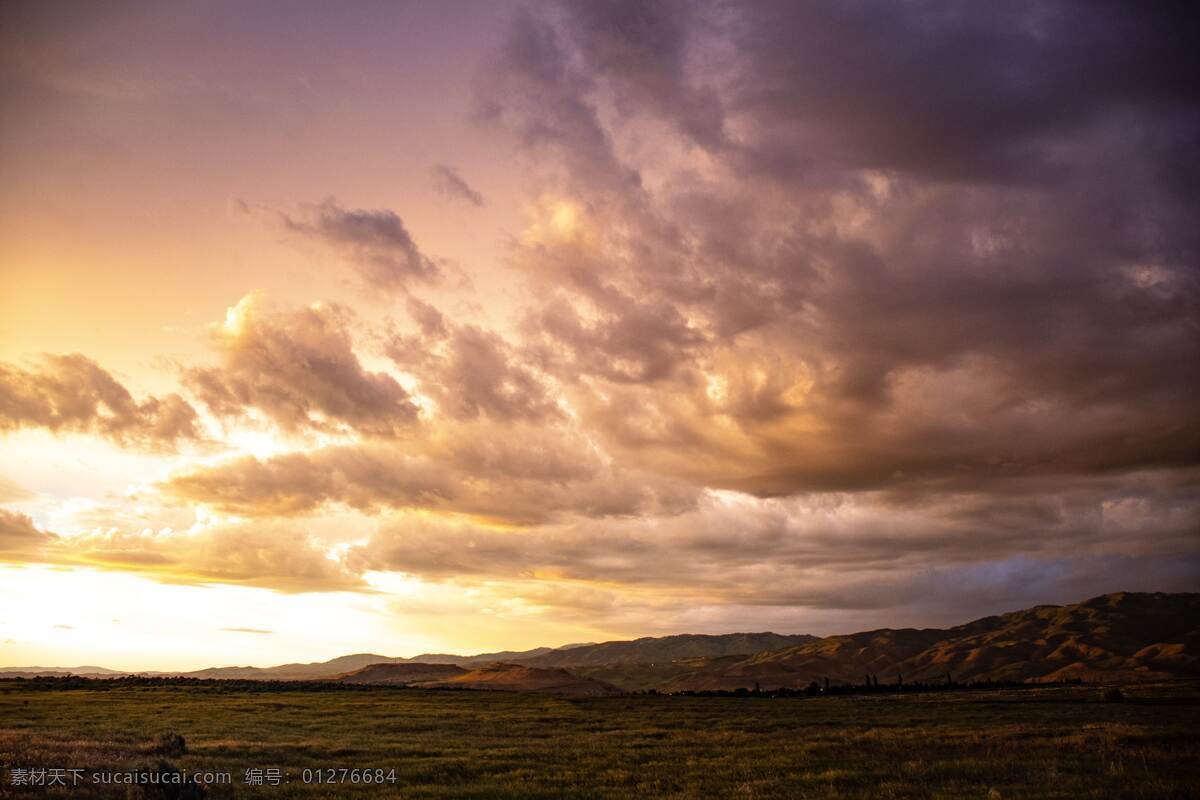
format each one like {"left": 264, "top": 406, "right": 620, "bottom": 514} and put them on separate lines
{"left": 1, "top": 0, "right": 1197, "bottom": 671}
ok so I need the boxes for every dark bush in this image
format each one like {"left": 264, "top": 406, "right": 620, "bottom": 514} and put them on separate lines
{"left": 151, "top": 730, "right": 187, "bottom": 756}
{"left": 1101, "top": 687, "right": 1124, "bottom": 703}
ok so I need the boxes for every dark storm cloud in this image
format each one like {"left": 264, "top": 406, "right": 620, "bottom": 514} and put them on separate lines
{"left": 726, "top": 0, "right": 1200, "bottom": 183}
{"left": 277, "top": 197, "right": 440, "bottom": 290}
{"left": 351, "top": 468, "right": 1200, "bottom": 614}
{"left": 554, "top": 1, "right": 1200, "bottom": 183}
{"left": 475, "top": 8, "right": 640, "bottom": 196}
{"left": 561, "top": 0, "right": 726, "bottom": 150}
{"left": 0, "top": 354, "right": 201, "bottom": 449}
{"left": 431, "top": 164, "right": 485, "bottom": 207}
{"left": 184, "top": 295, "right": 419, "bottom": 437}
{"left": 479, "top": 0, "right": 1200, "bottom": 501}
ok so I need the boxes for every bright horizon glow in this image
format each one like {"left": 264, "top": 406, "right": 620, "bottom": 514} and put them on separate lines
{"left": 0, "top": 565, "right": 637, "bottom": 672}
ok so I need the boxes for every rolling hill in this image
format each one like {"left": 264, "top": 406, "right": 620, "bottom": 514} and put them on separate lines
{"left": 0, "top": 666, "right": 123, "bottom": 679}
{"left": 336, "top": 662, "right": 468, "bottom": 685}
{"left": 123, "top": 633, "right": 812, "bottom": 682}
{"left": 428, "top": 663, "right": 620, "bottom": 695}
{"left": 657, "top": 592, "right": 1200, "bottom": 691}
{"left": 334, "top": 661, "right": 619, "bottom": 695}
{"left": 523, "top": 632, "right": 819, "bottom": 668}
{"left": 177, "top": 653, "right": 409, "bottom": 680}
{"left": 5, "top": 593, "right": 1196, "bottom": 691}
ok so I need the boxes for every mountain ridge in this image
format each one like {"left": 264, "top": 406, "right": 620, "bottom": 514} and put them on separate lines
{"left": 5, "top": 593, "right": 1196, "bottom": 691}
{"left": 651, "top": 591, "right": 1200, "bottom": 691}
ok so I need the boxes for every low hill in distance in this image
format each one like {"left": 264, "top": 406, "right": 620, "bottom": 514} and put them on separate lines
{"left": 334, "top": 661, "right": 618, "bottom": 695}
{"left": 4, "top": 593, "right": 1196, "bottom": 693}
{"left": 524, "top": 632, "right": 818, "bottom": 668}
{"left": 654, "top": 592, "right": 1200, "bottom": 691}
{"left": 336, "top": 662, "right": 468, "bottom": 685}
{"left": 432, "top": 663, "right": 620, "bottom": 696}
{"left": 180, "top": 653, "right": 407, "bottom": 681}
{"left": 396, "top": 647, "right": 559, "bottom": 666}
{"left": 155, "top": 647, "right": 564, "bottom": 680}
{"left": 0, "top": 666, "right": 122, "bottom": 679}
{"left": 36, "top": 632, "right": 809, "bottom": 682}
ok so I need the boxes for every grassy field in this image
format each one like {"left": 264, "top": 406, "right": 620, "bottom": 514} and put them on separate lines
{"left": 1, "top": 680, "right": 1197, "bottom": 799}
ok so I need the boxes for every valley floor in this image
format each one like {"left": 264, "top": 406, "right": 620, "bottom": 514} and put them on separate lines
{"left": 0, "top": 680, "right": 1197, "bottom": 799}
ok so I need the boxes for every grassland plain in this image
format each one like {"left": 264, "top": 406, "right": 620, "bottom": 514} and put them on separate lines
{"left": 1, "top": 681, "right": 1198, "bottom": 799}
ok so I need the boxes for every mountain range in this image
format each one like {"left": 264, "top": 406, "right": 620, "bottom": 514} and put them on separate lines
{"left": 4, "top": 592, "right": 1196, "bottom": 693}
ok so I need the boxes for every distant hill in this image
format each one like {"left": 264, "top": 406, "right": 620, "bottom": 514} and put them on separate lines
{"left": 179, "top": 653, "right": 408, "bottom": 681}
{"left": 333, "top": 660, "right": 618, "bottom": 695}
{"left": 658, "top": 592, "right": 1200, "bottom": 691}
{"left": 0, "top": 666, "right": 122, "bottom": 678}
{"left": 148, "top": 635, "right": 809, "bottom": 682}
{"left": 174, "top": 648, "right": 559, "bottom": 680}
{"left": 6, "top": 593, "right": 1196, "bottom": 690}
{"left": 433, "top": 663, "right": 619, "bottom": 695}
{"left": 415, "top": 647, "right": 558, "bottom": 666}
{"left": 523, "top": 633, "right": 819, "bottom": 668}
{"left": 336, "top": 662, "right": 468, "bottom": 685}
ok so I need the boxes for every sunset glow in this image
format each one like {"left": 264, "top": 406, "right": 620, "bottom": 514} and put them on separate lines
{"left": 1, "top": 0, "right": 1197, "bottom": 674}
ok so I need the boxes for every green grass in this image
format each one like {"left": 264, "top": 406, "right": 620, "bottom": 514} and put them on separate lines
{"left": 1, "top": 681, "right": 1198, "bottom": 798}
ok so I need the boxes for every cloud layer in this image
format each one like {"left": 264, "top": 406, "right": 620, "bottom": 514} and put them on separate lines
{"left": 0, "top": 354, "right": 200, "bottom": 449}
{"left": 474, "top": 0, "right": 1200, "bottom": 505}
{"left": 2, "top": 0, "right": 1197, "bottom": 633}
{"left": 431, "top": 164, "right": 485, "bottom": 207}
{"left": 277, "top": 198, "right": 441, "bottom": 291}
{"left": 184, "top": 294, "right": 419, "bottom": 437}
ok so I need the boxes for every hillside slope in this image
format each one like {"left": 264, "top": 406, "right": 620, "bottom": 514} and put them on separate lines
{"left": 525, "top": 633, "right": 818, "bottom": 668}
{"left": 434, "top": 663, "right": 620, "bottom": 695}
{"left": 336, "top": 662, "right": 468, "bottom": 685}
{"left": 663, "top": 592, "right": 1200, "bottom": 690}
{"left": 181, "top": 653, "right": 407, "bottom": 681}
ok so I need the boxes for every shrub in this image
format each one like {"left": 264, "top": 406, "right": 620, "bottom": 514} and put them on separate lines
{"left": 1101, "top": 687, "right": 1124, "bottom": 703}
{"left": 151, "top": 730, "right": 187, "bottom": 756}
